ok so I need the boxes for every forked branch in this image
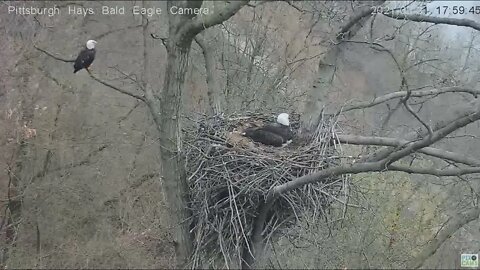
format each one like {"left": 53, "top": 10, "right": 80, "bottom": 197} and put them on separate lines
{"left": 34, "top": 45, "right": 75, "bottom": 62}
{"left": 338, "top": 134, "right": 480, "bottom": 167}
{"left": 384, "top": 12, "right": 480, "bottom": 31}
{"left": 183, "top": 1, "right": 250, "bottom": 39}
{"left": 408, "top": 207, "right": 480, "bottom": 269}
{"left": 87, "top": 71, "right": 146, "bottom": 102}
{"left": 248, "top": 103, "right": 480, "bottom": 268}
{"left": 35, "top": 45, "right": 146, "bottom": 102}
{"left": 339, "top": 87, "right": 480, "bottom": 114}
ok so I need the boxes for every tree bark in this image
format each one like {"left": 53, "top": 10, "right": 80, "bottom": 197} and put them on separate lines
{"left": 195, "top": 33, "right": 221, "bottom": 115}
{"left": 300, "top": 2, "right": 385, "bottom": 132}
{"left": 300, "top": 45, "right": 341, "bottom": 132}
{"left": 151, "top": 1, "right": 249, "bottom": 267}
{"left": 149, "top": 2, "right": 197, "bottom": 267}
{"left": 159, "top": 42, "right": 193, "bottom": 268}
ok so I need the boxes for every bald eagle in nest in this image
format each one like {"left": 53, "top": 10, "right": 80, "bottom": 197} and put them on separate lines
{"left": 74, "top": 40, "right": 97, "bottom": 73}
{"left": 243, "top": 113, "right": 294, "bottom": 147}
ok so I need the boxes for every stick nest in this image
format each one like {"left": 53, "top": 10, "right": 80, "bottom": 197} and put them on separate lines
{"left": 184, "top": 112, "right": 346, "bottom": 268}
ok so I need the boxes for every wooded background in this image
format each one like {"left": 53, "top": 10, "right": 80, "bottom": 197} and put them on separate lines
{"left": 1, "top": 0, "right": 480, "bottom": 269}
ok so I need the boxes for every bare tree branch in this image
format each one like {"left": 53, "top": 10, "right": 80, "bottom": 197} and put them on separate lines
{"left": 337, "top": 4, "right": 381, "bottom": 41}
{"left": 384, "top": 12, "right": 480, "bottom": 31}
{"left": 87, "top": 71, "right": 146, "bottom": 102}
{"left": 388, "top": 165, "right": 480, "bottom": 177}
{"left": 250, "top": 105, "right": 480, "bottom": 266}
{"left": 339, "top": 87, "right": 480, "bottom": 114}
{"left": 338, "top": 135, "right": 480, "bottom": 167}
{"left": 150, "top": 33, "right": 168, "bottom": 48}
{"left": 377, "top": 107, "right": 480, "bottom": 167}
{"left": 364, "top": 99, "right": 480, "bottom": 163}
{"left": 184, "top": 1, "right": 249, "bottom": 39}
{"left": 157, "top": 1, "right": 254, "bottom": 267}
{"left": 34, "top": 45, "right": 146, "bottom": 102}
{"left": 33, "top": 145, "right": 108, "bottom": 179}
{"left": 93, "top": 23, "right": 143, "bottom": 41}
{"left": 282, "top": 101, "right": 480, "bottom": 193}
{"left": 407, "top": 207, "right": 480, "bottom": 269}
{"left": 194, "top": 33, "right": 221, "bottom": 114}
{"left": 402, "top": 90, "right": 434, "bottom": 137}
{"left": 34, "top": 45, "right": 75, "bottom": 62}
{"left": 282, "top": 0, "right": 305, "bottom": 13}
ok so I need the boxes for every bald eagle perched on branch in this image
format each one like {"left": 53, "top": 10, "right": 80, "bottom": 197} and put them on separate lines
{"left": 243, "top": 113, "right": 294, "bottom": 147}
{"left": 73, "top": 40, "right": 97, "bottom": 73}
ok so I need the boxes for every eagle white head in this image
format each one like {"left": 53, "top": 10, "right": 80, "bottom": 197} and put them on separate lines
{"left": 277, "top": 113, "right": 290, "bottom": 126}
{"left": 86, "top": 40, "right": 97, "bottom": 49}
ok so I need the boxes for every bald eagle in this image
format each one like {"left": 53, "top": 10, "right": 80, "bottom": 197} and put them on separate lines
{"left": 243, "top": 113, "right": 294, "bottom": 147}
{"left": 73, "top": 40, "right": 97, "bottom": 73}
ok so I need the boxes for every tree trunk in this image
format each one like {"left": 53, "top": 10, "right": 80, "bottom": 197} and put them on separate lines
{"left": 300, "top": 3, "right": 382, "bottom": 132}
{"left": 148, "top": 1, "right": 249, "bottom": 267}
{"left": 300, "top": 45, "right": 340, "bottom": 132}
{"left": 195, "top": 33, "right": 222, "bottom": 115}
{"left": 157, "top": 41, "right": 194, "bottom": 268}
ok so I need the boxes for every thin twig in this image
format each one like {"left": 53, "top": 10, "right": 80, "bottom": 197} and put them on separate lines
{"left": 34, "top": 45, "right": 75, "bottom": 62}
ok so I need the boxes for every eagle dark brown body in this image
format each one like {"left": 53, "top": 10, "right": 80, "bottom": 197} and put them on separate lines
{"left": 73, "top": 40, "right": 97, "bottom": 73}
{"left": 243, "top": 113, "right": 294, "bottom": 147}
{"left": 74, "top": 48, "right": 96, "bottom": 73}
